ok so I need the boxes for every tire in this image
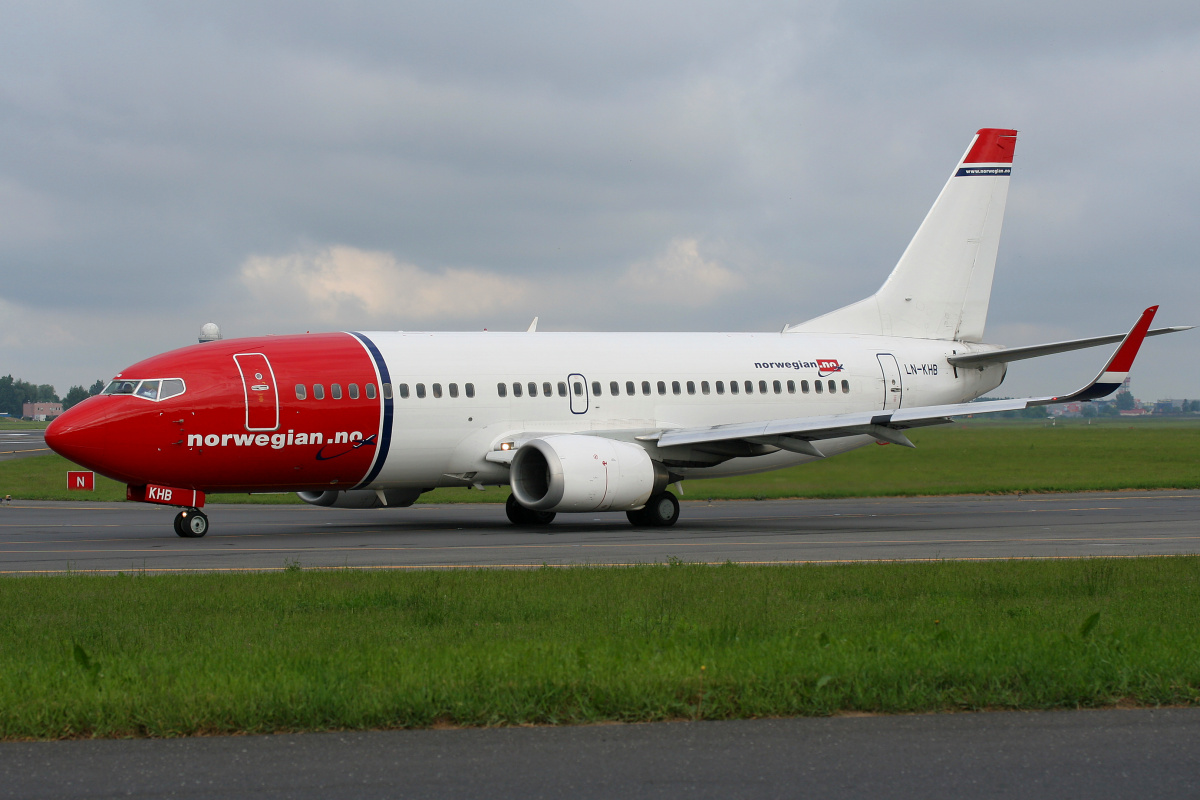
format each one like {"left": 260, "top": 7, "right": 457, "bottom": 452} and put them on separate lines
{"left": 506, "top": 495, "right": 556, "bottom": 527}
{"left": 626, "top": 507, "right": 650, "bottom": 527}
{"left": 177, "top": 508, "right": 208, "bottom": 538}
{"left": 643, "top": 491, "right": 680, "bottom": 527}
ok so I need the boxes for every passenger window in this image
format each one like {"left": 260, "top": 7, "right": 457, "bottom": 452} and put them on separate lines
{"left": 745, "top": 381, "right": 754, "bottom": 395}
{"left": 449, "top": 383, "right": 459, "bottom": 398}
{"left": 801, "top": 380, "right": 809, "bottom": 394}
{"left": 349, "top": 383, "right": 360, "bottom": 400}
{"left": 543, "top": 382, "right": 552, "bottom": 397}
{"left": 497, "top": 383, "right": 507, "bottom": 398}
{"left": 331, "top": 383, "right": 343, "bottom": 400}
{"left": 397, "top": 383, "right": 408, "bottom": 399}
{"left": 528, "top": 382, "right": 538, "bottom": 397}
{"left": 841, "top": 380, "right": 850, "bottom": 393}
{"left": 160, "top": 379, "right": 185, "bottom": 400}
{"left": 416, "top": 383, "right": 427, "bottom": 399}
{"left": 759, "top": 380, "right": 768, "bottom": 394}
{"left": 592, "top": 381, "right": 601, "bottom": 396}
{"left": 557, "top": 382, "right": 567, "bottom": 397}
{"left": 672, "top": 381, "right": 681, "bottom": 395}
{"left": 815, "top": 380, "right": 823, "bottom": 394}
{"left": 686, "top": 381, "right": 696, "bottom": 395}
{"left": 314, "top": 384, "right": 325, "bottom": 400}
{"left": 730, "top": 380, "right": 739, "bottom": 395}
{"left": 787, "top": 380, "right": 796, "bottom": 394}
{"left": 573, "top": 382, "right": 584, "bottom": 396}
{"left": 773, "top": 380, "right": 782, "bottom": 394}
{"left": 715, "top": 381, "right": 724, "bottom": 395}
{"left": 295, "top": 384, "right": 307, "bottom": 400}
{"left": 466, "top": 383, "right": 475, "bottom": 398}
{"left": 610, "top": 381, "right": 619, "bottom": 396}
{"left": 512, "top": 382, "right": 522, "bottom": 398}
{"left": 657, "top": 381, "right": 666, "bottom": 395}
{"left": 701, "top": 381, "right": 709, "bottom": 395}
{"left": 383, "top": 383, "right": 393, "bottom": 399}
{"left": 432, "top": 383, "right": 442, "bottom": 398}
{"left": 828, "top": 380, "right": 837, "bottom": 393}
{"left": 641, "top": 381, "right": 651, "bottom": 395}
{"left": 626, "top": 381, "right": 635, "bottom": 395}
{"left": 366, "top": 383, "right": 377, "bottom": 400}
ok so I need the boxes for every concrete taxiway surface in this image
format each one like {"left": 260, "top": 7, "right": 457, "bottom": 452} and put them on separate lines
{"left": 2, "top": 708, "right": 1199, "bottom": 799}
{"left": 1, "top": 490, "right": 1198, "bottom": 573}
{"left": 0, "top": 430, "right": 48, "bottom": 462}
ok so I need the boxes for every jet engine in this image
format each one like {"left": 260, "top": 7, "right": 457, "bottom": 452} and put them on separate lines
{"left": 296, "top": 488, "right": 424, "bottom": 509}
{"left": 509, "top": 434, "right": 667, "bottom": 512}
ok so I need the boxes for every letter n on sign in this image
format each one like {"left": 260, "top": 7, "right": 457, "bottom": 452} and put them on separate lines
{"left": 67, "top": 471, "right": 95, "bottom": 491}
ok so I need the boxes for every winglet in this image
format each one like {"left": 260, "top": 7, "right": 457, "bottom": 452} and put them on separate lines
{"left": 1037, "top": 306, "right": 1158, "bottom": 404}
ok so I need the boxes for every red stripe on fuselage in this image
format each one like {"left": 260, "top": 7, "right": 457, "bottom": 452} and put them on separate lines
{"left": 46, "top": 333, "right": 384, "bottom": 493}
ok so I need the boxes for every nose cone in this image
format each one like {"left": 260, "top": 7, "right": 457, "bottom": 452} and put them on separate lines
{"left": 45, "top": 398, "right": 120, "bottom": 474}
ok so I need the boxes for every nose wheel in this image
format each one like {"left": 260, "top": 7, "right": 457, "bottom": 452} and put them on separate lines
{"left": 174, "top": 508, "right": 209, "bottom": 538}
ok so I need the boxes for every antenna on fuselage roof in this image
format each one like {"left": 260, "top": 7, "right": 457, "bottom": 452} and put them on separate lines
{"left": 527, "top": 317, "right": 538, "bottom": 332}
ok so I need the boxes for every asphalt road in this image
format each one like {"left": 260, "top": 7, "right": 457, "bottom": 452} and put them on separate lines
{"left": 3, "top": 709, "right": 1199, "bottom": 799}
{"left": 0, "top": 430, "right": 48, "bottom": 463}
{"left": 1, "top": 490, "right": 1198, "bottom": 573}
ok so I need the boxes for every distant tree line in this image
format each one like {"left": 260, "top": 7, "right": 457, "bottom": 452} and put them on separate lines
{"left": 0, "top": 376, "right": 106, "bottom": 417}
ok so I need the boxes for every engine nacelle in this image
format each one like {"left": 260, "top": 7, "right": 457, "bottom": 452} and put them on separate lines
{"left": 296, "top": 488, "right": 423, "bottom": 509}
{"left": 510, "top": 435, "right": 664, "bottom": 512}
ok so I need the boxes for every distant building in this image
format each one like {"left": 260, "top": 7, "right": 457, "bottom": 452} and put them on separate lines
{"left": 1154, "top": 399, "right": 1190, "bottom": 414}
{"left": 23, "top": 402, "right": 63, "bottom": 421}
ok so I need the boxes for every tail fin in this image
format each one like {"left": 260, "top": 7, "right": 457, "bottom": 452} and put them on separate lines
{"left": 789, "top": 128, "right": 1017, "bottom": 342}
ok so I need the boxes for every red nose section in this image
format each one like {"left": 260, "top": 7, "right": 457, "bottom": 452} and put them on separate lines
{"left": 45, "top": 398, "right": 125, "bottom": 479}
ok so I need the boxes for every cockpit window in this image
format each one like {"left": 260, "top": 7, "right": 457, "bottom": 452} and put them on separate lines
{"left": 103, "top": 378, "right": 186, "bottom": 401}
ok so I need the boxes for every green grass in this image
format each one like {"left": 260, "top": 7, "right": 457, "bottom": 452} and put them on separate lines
{"left": 5, "top": 418, "right": 1197, "bottom": 504}
{"left": 0, "top": 418, "right": 49, "bottom": 430}
{"left": 3, "top": 558, "right": 1200, "bottom": 739}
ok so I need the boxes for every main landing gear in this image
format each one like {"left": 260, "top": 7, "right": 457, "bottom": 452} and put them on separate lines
{"left": 174, "top": 507, "right": 209, "bottom": 538}
{"left": 627, "top": 491, "right": 680, "bottom": 528}
{"left": 505, "top": 495, "right": 557, "bottom": 526}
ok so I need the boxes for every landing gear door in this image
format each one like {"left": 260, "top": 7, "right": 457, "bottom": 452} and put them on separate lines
{"left": 233, "top": 353, "right": 280, "bottom": 431}
{"left": 877, "top": 354, "right": 903, "bottom": 411}
{"left": 568, "top": 373, "right": 589, "bottom": 414}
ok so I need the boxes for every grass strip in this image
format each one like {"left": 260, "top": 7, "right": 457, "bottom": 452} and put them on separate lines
{"left": 3, "top": 418, "right": 1199, "bottom": 503}
{"left": 2, "top": 557, "right": 1199, "bottom": 739}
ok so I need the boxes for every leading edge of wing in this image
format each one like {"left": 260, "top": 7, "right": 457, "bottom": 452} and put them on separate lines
{"left": 653, "top": 306, "right": 1161, "bottom": 452}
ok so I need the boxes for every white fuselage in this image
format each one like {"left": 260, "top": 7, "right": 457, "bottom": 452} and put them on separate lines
{"left": 367, "top": 331, "right": 1007, "bottom": 490}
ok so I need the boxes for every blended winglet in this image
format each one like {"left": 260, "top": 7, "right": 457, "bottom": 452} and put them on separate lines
{"left": 1036, "top": 305, "right": 1158, "bottom": 404}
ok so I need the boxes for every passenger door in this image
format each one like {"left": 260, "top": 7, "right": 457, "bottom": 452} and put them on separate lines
{"left": 233, "top": 353, "right": 280, "bottom": 431}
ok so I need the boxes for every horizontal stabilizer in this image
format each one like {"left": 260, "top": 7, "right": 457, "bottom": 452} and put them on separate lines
{"left": 948, "top": 325, "right": 1192, "bottom": 367}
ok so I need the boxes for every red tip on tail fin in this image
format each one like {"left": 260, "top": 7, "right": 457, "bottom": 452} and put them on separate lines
{"left": 1105, "top": 305, "right": 1158, "bottom": 373}
{"left": 963, "top": 128, "right": 1018, "bottom": 164}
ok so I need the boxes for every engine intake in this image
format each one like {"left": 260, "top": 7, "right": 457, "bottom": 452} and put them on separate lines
{"left": 296, "top": 488, "right": 423, "bottom": 509}
{"left": 510, "top": 435, "right": 666, "bottom": 512}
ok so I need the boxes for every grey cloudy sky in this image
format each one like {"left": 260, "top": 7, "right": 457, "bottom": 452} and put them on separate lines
{"left": 1, "top": 1, "right": 1197, "bottom": 399}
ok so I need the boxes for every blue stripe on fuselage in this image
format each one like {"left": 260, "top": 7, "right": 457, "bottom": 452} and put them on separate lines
{"left": 350, "top": 332, "right": 394, "bottom": 490}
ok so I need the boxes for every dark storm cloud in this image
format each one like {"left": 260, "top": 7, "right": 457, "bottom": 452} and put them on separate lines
{"left": 0, "top": 1, "right": 1196, "bottom": 398}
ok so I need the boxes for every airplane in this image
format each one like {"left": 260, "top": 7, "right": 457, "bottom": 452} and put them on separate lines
{"left": 45, "top": 128, "right": 1191, "bottom": 538}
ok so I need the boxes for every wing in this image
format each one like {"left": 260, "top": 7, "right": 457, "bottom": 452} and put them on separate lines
{"left": 646, "top": 306, "right": 1163, "bottom": 457}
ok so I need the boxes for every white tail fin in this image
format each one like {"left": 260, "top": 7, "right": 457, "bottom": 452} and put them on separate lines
{"left": 789, "top": 128, "right": 1017, "bottom": 342}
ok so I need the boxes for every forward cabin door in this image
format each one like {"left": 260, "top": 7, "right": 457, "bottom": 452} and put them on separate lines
{"left": 567, "top": 373, "right": 589, "bottom": 414}
{"left": 877, "top": 354, "right": 904, "bottom": 411}
{"left": 233, "top": 353, "right": 280, "bottom": 431}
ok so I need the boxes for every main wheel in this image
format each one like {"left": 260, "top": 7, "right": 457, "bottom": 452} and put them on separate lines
{"left": 629, "top": 491, "right": 679, "bottom": 528}
{"left": 175, "top": 508, "right": 209, "bottom": 538}
{"left": 505, "top": 495, "right": 556, "bottom": 526}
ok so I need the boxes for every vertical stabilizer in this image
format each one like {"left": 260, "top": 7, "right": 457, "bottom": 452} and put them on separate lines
{"left": 789, "top": 128, "right": 1017, "bottom": 342}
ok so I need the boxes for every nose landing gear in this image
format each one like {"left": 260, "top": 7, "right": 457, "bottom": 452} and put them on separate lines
{"left": 174, "top": 507, "right": 209, "bottom": 538}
